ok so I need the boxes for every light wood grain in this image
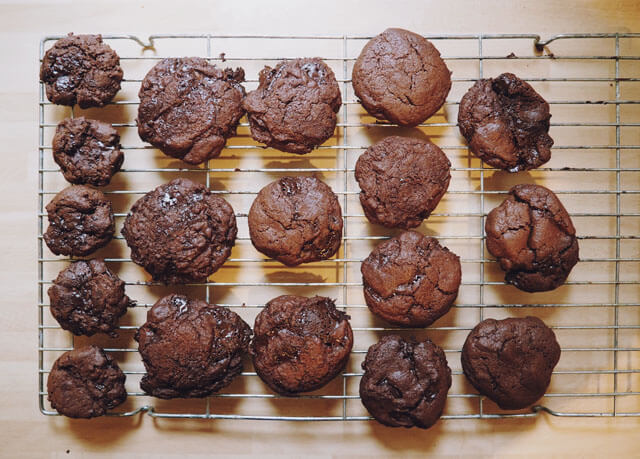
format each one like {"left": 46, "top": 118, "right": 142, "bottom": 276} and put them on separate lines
{"left": 1, "top": 0, "right": 639, "bottom": 457}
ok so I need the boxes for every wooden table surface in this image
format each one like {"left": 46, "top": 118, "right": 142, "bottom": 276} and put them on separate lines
{"left": 1, "top": 0, "right": 639, "bottom": 457}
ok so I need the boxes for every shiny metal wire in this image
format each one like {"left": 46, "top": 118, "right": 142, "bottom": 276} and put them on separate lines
{"left": 38, "top": 33, "right": 640, "bottom": 420}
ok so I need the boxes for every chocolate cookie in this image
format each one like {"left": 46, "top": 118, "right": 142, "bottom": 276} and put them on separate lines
{"left": 461, "top": 317, "right": 561, "bottom": 410}
{"left": 486, "top": 184, "right": 579, "bottom": 292}
{"left": 248, "top": 176, "right": 343, "bottom": 266}
{"left": 47, "top": 345, "right": 127, "bottom": 418}
{"left": 361, "top": 231, "right": 461, "bottom": 327}
{"left": 243, "top": 58, "right": 341, "bottom": 154}
{"left": 352, "top": 28, "right": 452, "bottom": 127}
{"left": 355, "top": 136, "right": 451, "bottom": 228}
{"left": 47, "top": 259, "right": 131, "bottom": 336}
{"left": 52, "top": 117, "right": 124, "bottom": 187}
{"left": 251, "top": 295, "right": 353, "bottom": 395}
{"left": 44, "top": 185, "right": 115, "bottom": 257}
{"left": 122, "top": 178, "right": 237, "bottom": 284}
{"left": 136, "top": 294, "right": 251, "bottom": 399}
{"left": 458, "top": 73, "right": 553, "bottom": 172}
{"left": 137, "top": 57, "right": 245, "bottom": 164}
{"left": 360, "top": 335, "right": 451, "bottom": 428}
{"left": 40, "top": 33, "right": 123, "bottom": 108}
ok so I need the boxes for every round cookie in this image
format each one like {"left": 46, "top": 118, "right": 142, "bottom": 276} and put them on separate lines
{"left": 251, "top": 295, "right": 353, "bottom": 395}
{"left": 355, "top": 136, "right": 451, "bottom": 228}
{"left": 40, "top": 33, "right": 123, "bottom": 108}
{"left": 135, "top": 294, "right": 251, "bottom": 399}
{"left": 44, "top": 185, "right": 115, "bottom": 257}
{"left": 243, "top": 58, "right": 342, "bottom": 154}
{"left": 361, "top": 231, "right": 461, "bottom": 327}
{"left": 122, "top": 178, "right": 237, "bottom": 284}
{"left": 485, "top": 184, "right": 579, "bottom": 292}
{"left": 47, "top": 345, "right": 127, "bottom": 418}
{"left": 352, "top": 28, "right": 451, "bottom": 127}
{"left": 137, "top": 57, "right": 245, "bottom": 165}
{"left": 248, "top": 176, "right": 343, "bottom": 266}
{"left": 458, "top": 72, "right": 553, "bottom": 172}
{"left": 461, "top": 316, "right": 561, "bottom": 410}
{"left": 360, "top": 335, "right": 451, "bottom": 428}
{"left": 52, "top": 117, "right": 124, "bottom": 186}
{"left": 47, "top": 259, "right": 131, "bottom": 336}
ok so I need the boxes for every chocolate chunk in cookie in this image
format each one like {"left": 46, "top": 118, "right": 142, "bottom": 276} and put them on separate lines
{"left": 486, "top": 184, "right": 579, "bottom": 292}
{"left": 44, "top": 185, "right": 115, "bottom": 257}
{"left": 52, "top": 117, "right": 124, "bottom": 187}
{"left": 47, "top": 345, "right": 127, "bottom": 418}
{"left": 458, "top": 73, "right": 553, "bottom": 172}
{"left": 136, "top": 294, "right": 251, "bottom": 399}
{"left": 355, "top": 136, "right": 451, "bottom": 228}
{"left": 122, "top": 178, "right": 237, "bottom": 284}
{"left": 48, "top": 259, "right": 132, "bottom": 336}
{"left": 461, "top": 316, "right": 561, "bottom": 410}
{"left": 352, "top": 28, "right": 451, "bottom": 127}
{"left": 137, "top": 57, "right": 245, "bottom": 164}
{"left": 361, "top": 231, "right": 461, "bottom": 327}
{"left": 248, "top": 176, "right": 343, "bottom": 266}
{"left": 40, "top": 33, "right": 123, "bottom": 108}
{"left": 251, "top": 295, "right": 353, "bottom": 395}
{"left": 360, "top": 335, "right": 451, "bottom": 428}
{"left": 243, "top": 58, "right": 341, "bottom": 154}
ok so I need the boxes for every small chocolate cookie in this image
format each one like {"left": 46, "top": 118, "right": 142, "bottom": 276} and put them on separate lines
{"left": 248, "top": 176, "right": 343, "bottom": 266}
{"left": 48, "top": 259, "right": 131, "bottom": 336}
{"left": 122, "top": 178, "right": 237, "bottom": 284}
{"left": 361, "top": 231, "right": 461, "bottom": 327}
{"left": 461, "top": 317, "right": 561, "bottom": 410}
{"left": 243, "top": 58, "right": 341, "bottom": 154}
{"left": 355, "top": 136, "right": 451, "bottom": 228}
{"left": 52, "top": 117, "right": 124, "bottom": 186}
{"left": 40, "top": 33, "right": 123, "bottom": 108}
{"left": 47, "top": 345, "right": 127, "bottom": 418}
{"left": 486, "top": 184, "right": 579, "bottom": 292}
{"left": 136, "top": 294, "right": 251, "bottom": 399}
{"left": 360, "top": 335, "right": 451, "bottom": 428}
{"left": 458, "top": 73, "right": 553, "bottom": 172}
{"left": 352, "top": 28, "right": 452, "bottom": 126}
{"left": 251, "top": 295, "right": 353, "bottom": 395}
{"left": 44, "top": 185, "right": 115, "bottom": 257}
{"left": 137, "top": 57, "right": 245, "bottom": 165}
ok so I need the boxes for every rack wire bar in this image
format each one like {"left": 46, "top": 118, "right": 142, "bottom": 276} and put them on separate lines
{"left": 38, "top": 33, "right": 640, "bottom": 420}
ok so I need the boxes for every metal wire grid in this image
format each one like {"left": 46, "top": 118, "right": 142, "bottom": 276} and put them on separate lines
{"left": 38, "top": 33, "right": 640, "bottom": 421}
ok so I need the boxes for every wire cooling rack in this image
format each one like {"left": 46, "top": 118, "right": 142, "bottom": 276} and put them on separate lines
{"left": 38, "top": 33, "right": 640, "bottom": 421}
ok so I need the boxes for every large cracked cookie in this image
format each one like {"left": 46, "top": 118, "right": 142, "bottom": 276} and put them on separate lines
{"left": 137, "top": 57, "right": 245, "bottom": 164}
{"left": 352, "top": 28, "right": 451, "bottom": 126}
{"left": 458, "top": 73, "right": 553, "bottom": 172}
{"left": 485, "top": 184, "right": 579, "bottom": 292}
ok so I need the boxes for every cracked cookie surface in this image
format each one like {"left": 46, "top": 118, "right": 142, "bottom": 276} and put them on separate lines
{"left": 461, "top": 316, "right": 561, "bottom": 410}
{"left": 47, "top": 345, "right": 127, "bottom": 418}
{"left": 251, "top": 295, "right": 353, "bottom": 395}
{"left": 52, "top": 117, "right": 124, "bottom": 186}
{"left": 137, "top": 57, "right": 245, "bottom": 164}
{"left": 355, "top": 136, "right": 451, "bottom": 228}
{"left": 361, "top": 230, "right": 461, "bottom": 327}
{"left": 360, "top": 335, "right": 451, "bottom": 428}
{"left": 248, "top": 176, "right": 343, "bottom": 266}
{"left": 44, "top": 185, "right": 115, "bottom": 257}
{"left": 48, "top": 259, "right": 131, "bottom": 336}
{"left": 243, "top": 58, "right": 341, "bottom": 154}
{"left": 485, "top": 184, "right": 579, "bottom": 292}
{"left": 458, "top": 73, "right": 553, "bottom": 172}
{"left": 40, "top": 33, "right": 123, "bottom": 108}
{"left": 352, "top": 28, "right": 451, "bottom": 127}
{"left": 136, "top": 294, "right": 251, "bottom": 399}
{"left": 122, "top": 178, "right": 237, "bottom": 284}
